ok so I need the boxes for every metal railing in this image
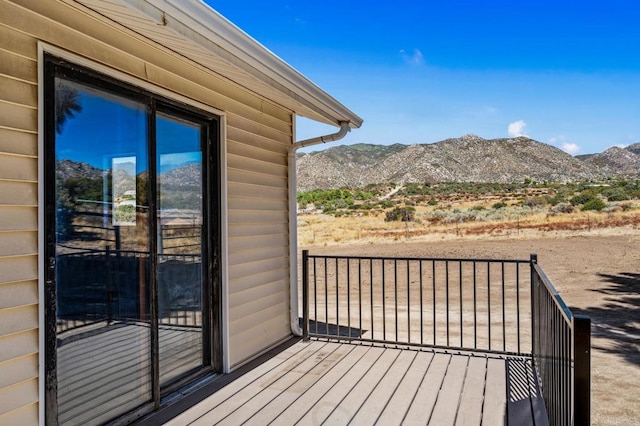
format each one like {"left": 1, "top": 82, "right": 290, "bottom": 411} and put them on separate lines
{"left": 302, "top": 250, "right": 533, "bottom": 355}
{"left": 531, "top": 254, "right": 591, "bottom": 426}
{"left": 301, "top": 250, "right": 591, "bottom": 424}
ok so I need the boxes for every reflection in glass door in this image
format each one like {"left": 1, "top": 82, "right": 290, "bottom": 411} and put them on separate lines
{"left": 156, "top": 113, "right": 205, "bottom": 386}
{"left": 45, "top": 56, "right": 218, "bottom": 425}
{"left": 52, "top": 78, "right": 152, "bottom": 425}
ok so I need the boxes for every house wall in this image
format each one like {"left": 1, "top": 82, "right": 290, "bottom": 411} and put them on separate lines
{"left": 0, "top": 0, "right": 293, "bottom": 423}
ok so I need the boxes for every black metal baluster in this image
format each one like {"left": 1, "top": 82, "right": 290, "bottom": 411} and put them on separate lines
{"left": 502, "top": 262, "right": 506, "bottom": 352}
{"left": 407, "top": 259, "right": 411, "bottom": 343}
{"left": 432, "top": 260, "right": 436, "bottom": 345}
{"left": 446, "top": 260, "right": 450, "bottom": 347}
{"left": 419, "top": 260, "right": 424, "bottom": 345}
{"left": 473, "top": 261, "right": 477, "bottom": 350}
{"left": 382, "top": 259, "right": 386, "bottom": 340}
{"left": 516, "top": 263, "right": 521, "bottom": 354}
{"left": 394, "top": 259, "right": 398, "bottom": 342}
{"left": 347, "top": 258, "right": 351, "bottom": 338}
{"left": 487, "top": 261, "right": 491, "bottom": 351}
{"left": 459, "top": 261, "right": 463, "bottom": 348}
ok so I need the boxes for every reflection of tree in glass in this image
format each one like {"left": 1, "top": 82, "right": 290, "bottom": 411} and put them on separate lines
{"left": 55, "top": 82, "right": 82, "bottom": 134}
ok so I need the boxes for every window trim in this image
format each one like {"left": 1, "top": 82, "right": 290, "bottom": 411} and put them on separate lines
{"left": 39, "top": 46, "right": 225, "bottom": 425}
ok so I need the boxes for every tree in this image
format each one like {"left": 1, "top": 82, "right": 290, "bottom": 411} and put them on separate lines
{"left": 55, "top": 82, "right": 83, "bottom": 134}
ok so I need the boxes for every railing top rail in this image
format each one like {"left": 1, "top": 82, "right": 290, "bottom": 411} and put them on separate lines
{"left": 532, "top": 262, "right": 573, "bottom": 324}
{"left": 305, "top": 252, "right": 531, "bottom": 265}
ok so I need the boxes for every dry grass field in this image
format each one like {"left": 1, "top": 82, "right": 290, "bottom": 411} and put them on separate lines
{"left": 301, "top": 217, "right": 640, "bottom": 424}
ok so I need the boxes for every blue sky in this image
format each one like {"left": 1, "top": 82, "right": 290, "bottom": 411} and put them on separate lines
{"left": 206, "top": 0, "right": 640, "bottom": 155}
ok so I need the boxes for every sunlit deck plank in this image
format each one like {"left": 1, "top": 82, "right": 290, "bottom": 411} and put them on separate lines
{"left": 218, "top": 342, "right": 349, "bottom": 425}
{"left": 185, "top": 341, "right": 330, "bottom": 425}
{"left": 456, "top": 356, "right": 489, "bottom": 426}
{"left": 402, "top": 352, "right": 451, "bottom": 423}
{"left": 253, "top": 343, "right": 367, "bottom": 424}
{"left": 322, "top": 347, "right": 402, "bottom": 424}
{"left": 482, "top": 357, "right": 508, "bottom": 425}
{"left": 430, "top": 354, "right": 470, "bottom": 424}
{"left": 348, "top": 349, "right": 419, "bottom": 424}
{"left": 294, "top": 345, "right": 388, "bottom": 424}
{"left": 375, "top": 350, "right": 435, "bottom": 426}
{"left": 165, "top": 340, "right": 314, "bottom": 425}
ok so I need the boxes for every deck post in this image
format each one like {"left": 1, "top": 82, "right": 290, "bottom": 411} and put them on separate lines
{"left": 302, "top": 250, "right": 310, "bottom": 341}
{"left": 573, "top": 314, "right": 591, "bottom": 425}
{"left": 530, "top": 253, "right": 537, "bottom": 358}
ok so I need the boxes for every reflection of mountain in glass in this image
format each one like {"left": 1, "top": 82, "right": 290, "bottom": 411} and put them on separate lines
{"left": 159, "top": 162, "right": 202, "bottom": 211}
{"left": 112, "top": 167, "right": 136, "bottom": 200}
{"left": 55, "top": 159, "right": 202, "bottom": 211}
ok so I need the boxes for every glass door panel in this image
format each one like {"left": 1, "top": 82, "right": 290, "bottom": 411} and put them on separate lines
{"left": 53, "top": 78, "right": 151, "bottom": 424}
{"left": 156, "top": 113, "right": 205, "bottom": 386}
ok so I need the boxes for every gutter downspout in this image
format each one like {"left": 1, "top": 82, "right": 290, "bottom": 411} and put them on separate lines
{"left": 289, "top": 121, "right": 351, "bottom": 336}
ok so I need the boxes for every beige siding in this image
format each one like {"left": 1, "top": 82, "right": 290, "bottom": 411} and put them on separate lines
{"left": 0, "top": 10, "right": 41, "bottom": 423}
{"left": 0, "top": 0, "right": 295, "bottom": 421}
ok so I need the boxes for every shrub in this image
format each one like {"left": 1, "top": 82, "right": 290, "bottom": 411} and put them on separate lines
{"left": 492, "top": 201, "right": 507, "bottom": 209}
{"left": 570, "top": 193, "right": 596, "bottom": 206}
{"left": 471, "top": 205, "right": 485, "bottom": 211}
{"left": 621, "top": 202, "right": 633, "bottom": 211}
{"left": 551, "top": 203, "right": 574, "bottom": 214}
{"left": 548, "top": 192, "right": 568, "bottom": 206}
{"left": 602, "top": 187, "right": 629, "bottom": 202}
{"left": 384, "top": 206, "right": 415, "bottom": 222}
{"left": 427, "top": 199, "right": 438, "bottom": 206}
{"left": 524, "top": 197, "right": 546, "bottom": 208}
{"left": 581, "top": 198, "right": 606, "bottom": 211}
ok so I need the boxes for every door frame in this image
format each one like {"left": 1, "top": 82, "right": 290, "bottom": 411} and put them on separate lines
{"left": 39, "top": 46, "right": 225, "bottom": 425}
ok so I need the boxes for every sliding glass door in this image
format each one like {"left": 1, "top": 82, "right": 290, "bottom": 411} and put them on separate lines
{"left": 45, "top": 56, "right": 219, "bottom": 425}
{"left": 156, "top": 112, "right": 206, "bottom": 386}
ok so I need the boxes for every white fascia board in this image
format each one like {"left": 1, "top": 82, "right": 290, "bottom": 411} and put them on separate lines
{"left": 118, "top": 0, "right": 363, "bottom": 129}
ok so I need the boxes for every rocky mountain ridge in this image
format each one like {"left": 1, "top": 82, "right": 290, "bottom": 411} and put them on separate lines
{"left": 297, "top": 135, "right": 640, "bottom": 191}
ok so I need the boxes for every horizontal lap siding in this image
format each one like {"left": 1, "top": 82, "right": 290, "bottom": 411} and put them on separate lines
{"left": 0, "top": 0, "right": 294, "bottom": 421}
{"left": 226, "top": 135, "right": 291, "bottom": 367}
{"left": 0, "top": 11, "right": 40, "bottom": 423}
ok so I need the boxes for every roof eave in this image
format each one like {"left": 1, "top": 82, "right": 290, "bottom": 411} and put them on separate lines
{"left": 74, "top": 0, "right": 362, "bottom": 129}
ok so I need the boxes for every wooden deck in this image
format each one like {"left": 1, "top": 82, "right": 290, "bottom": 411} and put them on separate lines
{"left": 164, "top": 340, "right": 548, "bottom": 426}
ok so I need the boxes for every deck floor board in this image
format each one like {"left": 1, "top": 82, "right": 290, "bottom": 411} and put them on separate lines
{"left": 165, "top": 340, "right": 544, "bottom": 425}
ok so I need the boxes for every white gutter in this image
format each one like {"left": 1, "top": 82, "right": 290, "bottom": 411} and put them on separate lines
{"left": 289, "top": 121, "right": 351, "bottom": 336}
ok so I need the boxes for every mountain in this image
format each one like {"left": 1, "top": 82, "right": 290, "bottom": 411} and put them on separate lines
{"left": 56, "top": 159, "right": 104, "bottom": 180}
{"left": 577, "top": 146, "right": 640, "bottom": 176}
{"left": 297, "top": 135, "right": 639, "bottom": 191}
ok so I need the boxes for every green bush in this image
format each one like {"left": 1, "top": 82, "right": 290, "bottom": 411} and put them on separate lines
{"left": 547, "top": 192, "right": 568, "bottom": 206}
{"left": 570, "top": 193, "right": 596, "bottom": 206}
{"left": 492, "top": 201, "right": 507, "bottom": 209}
{"left": 581, "top": 198, "right": 606, "bottom": 211}
{"left": 384, "top": 206, "right": 415, "bottom": 222}
{"left": 601, "top": 187, "right": 629, "bottom": 202}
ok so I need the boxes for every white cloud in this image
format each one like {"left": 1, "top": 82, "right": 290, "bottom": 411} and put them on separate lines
{"left": 548, "top": 135, "right": 581, "bottom": 155}
{"left": 560, "top": 142, "right": 580, "bottom": 155}
{"left": 507, "top": 120, "right": 527, "bottom": 137}
{"left": 400, "top": 48, "right": 424, "bottom": 65}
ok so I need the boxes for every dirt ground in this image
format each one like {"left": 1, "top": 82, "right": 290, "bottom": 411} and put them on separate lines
{"left": 303, "top": 232, "right": 640, "bottom": 425}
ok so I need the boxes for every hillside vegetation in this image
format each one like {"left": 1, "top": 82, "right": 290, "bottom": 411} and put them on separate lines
{"left": 297, "top": 178, "right": 640, "bottom": 246}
